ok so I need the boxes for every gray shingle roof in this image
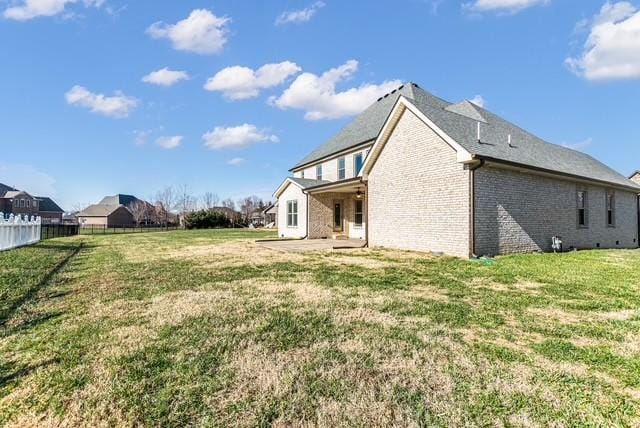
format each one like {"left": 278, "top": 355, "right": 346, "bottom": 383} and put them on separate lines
{"left": 289, "top": 177, "right": 330, "bottom": 188}
{"left": 99, "top": 194, "right": 140, "bottom": 206}
{"left": 0, "top": 183, "right": 17, "bottom": 197}
{"left": 77, "top": 204, "right": 126, "bottom": 217}
{"left": 36, "top": 197, "right": 64, "bottom": 213}
{"left": 292, "top": 83, "right": 639, "bottom": 190}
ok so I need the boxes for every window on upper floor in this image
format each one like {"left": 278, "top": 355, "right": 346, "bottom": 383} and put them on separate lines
{"left": 354, "top": 152, "right": 364, "bottom": 175}
{"left": 606, "top": 190, "right": 615, "bottom": 227}
{"left": 338, "top": 157, "right": 346, "bottom": 180}
{"left": 26, "top": 200, "right": 30, "bottom": 208}
{"left": 20, "top": 199, "right": 25, "bottom": 208}
{"left": 301, "top": 170, "right": 305, "bottom": 179}
{"left": 287, "top": 200, "right": 298, "bottom": 227}
{"left": 316, "top": 165, "right": 323, "bottom": 181}
{"left": 577, "top": 190, "right": 588, "bottom": 228}
{"left": 33, "top": 200, "right": 37, "bottom": 208}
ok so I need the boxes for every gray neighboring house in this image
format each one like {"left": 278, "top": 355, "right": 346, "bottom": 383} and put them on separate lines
{"left": 274, "top": 83, "right": 640, "bottom": 257}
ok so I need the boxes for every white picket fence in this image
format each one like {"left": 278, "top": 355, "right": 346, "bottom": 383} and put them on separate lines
{"left": 0, "top": 213, "right": 41, "bottom": 251}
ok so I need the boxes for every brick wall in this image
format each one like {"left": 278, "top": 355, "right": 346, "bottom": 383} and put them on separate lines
{"left": 475, "top": 165, "right": 639, "bottom": 255}
{"left": 367, "top": 109, "right": 471, "bottom": 257}
{"left": 308, "top": 192, "right": 365, "bottom": 239}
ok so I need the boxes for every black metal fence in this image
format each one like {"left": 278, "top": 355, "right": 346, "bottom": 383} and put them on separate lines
{"left": 79, "top": 224, "right": 182, "bottom": 235}
{"left": 41, "top": 224, "right": 80, "bottom": 240}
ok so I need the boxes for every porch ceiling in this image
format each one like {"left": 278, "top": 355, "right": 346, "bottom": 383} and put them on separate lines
{"left": 305, "top": 178, "right": 365, "bottom": 194}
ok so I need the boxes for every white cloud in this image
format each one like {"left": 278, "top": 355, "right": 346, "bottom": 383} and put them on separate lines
{"left": 146, "top": 9, "right": 230, "bottom": 55}
{"left": 275, "top": 1, "right": 325, "bottom": 25}
{"left": 469, "top": 95, "right": 486, "bottom": 107}
{"left": 142, "top": 68, "right": 189, "bottom": 87}
{"left": 566, "top": 2, "right": 640, "bottom": 81}
{"left": 561, "top": 137, "right": 593, "bottom": 151}
{"left": 0, "top": 162, "right": 56, "bottom": 198}
{"left": 226, "top": 157, "right": 246, "bottom": 166}
{"left": 3, "top": 0, "right": 104, "bottom": 21}
{"left": 202, "top": 124, "right": 279, "bottom": 150}
{"left": 155, "top": 135, "right": 183, "bottom": 149}
{"left": 270, "top": 60, "right": 402, "bottom": 120}
{"left": 65, "top": 85, "right": 138, "bottom": 118}
{"left": 464, "top": 0, "right": 550, "bottom": 14}
{"left": 204, "top": 61, "right": 301, "bottom": 100}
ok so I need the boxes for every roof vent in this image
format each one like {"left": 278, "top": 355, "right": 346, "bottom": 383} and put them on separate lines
{"left": 384, "top": 94, "right": 389, "bottom": 98}
{"left": 477, "top": 122, "right": 482, "bottom": 144}
{"left": 412, "top": 83, "right": 420, "bottom": 88}
{"left": 508, "top": 134, "right": 514, "bottom": 148}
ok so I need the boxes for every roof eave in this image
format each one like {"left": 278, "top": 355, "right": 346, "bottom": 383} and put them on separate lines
{"left": 478, "top": 156, "right": 640, "bottom": 193}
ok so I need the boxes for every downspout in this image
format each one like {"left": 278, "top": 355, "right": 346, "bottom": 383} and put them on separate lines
{"left": 637, "top": 194, "right": 639, "bottom": 248}
{"left": 304, "top": 192, "right": 309, "bottom": 240}
{"left": 364, "top": 180, "right": 369, "bottom": 248}
{"left": 468, "top": 159, "right": 484, "bottom": 258}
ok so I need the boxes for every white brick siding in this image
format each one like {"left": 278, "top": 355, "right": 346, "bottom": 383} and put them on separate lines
{"left": 277, "top": 183, "right": 307, "bottom": 238}
{"left": 367, "top": 109, "right": 471, "bottom": 257}
{"left": 474, "top": 165, "right": 639, "bottom": 255}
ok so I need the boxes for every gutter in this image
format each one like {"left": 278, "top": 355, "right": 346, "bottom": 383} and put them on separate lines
{"left": 476, "top": 155, "right": 640, "bottom": 193}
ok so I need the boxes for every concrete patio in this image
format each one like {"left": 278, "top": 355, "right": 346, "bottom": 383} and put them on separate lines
{"left": 257, "top": 238, "right": 367, "bottom": 253}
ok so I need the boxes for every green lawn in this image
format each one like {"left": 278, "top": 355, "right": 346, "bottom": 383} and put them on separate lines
{"left": 1, "top": 230, "right": 639, "bottom": 427}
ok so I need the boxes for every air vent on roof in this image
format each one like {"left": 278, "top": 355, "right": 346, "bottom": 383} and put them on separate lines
{"left": 508, "top": 134, "right": 514, "bottom": 148}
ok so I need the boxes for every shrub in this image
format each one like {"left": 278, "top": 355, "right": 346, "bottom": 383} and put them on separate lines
{"left": 183, "top": 210, "right": 232, "bottom": 229}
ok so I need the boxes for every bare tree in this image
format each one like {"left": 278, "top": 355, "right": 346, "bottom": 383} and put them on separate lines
{"left": 221, "top": 198, "right": 235, "bottom": 211}
{"left": 202, "top": 192, "right": 220, "bottom": 209}
{"left": 155, "top": 186, "right": 175, "bottom": 226}
{"left": 128, "top": 201, "right": 149, "bottom": 225}
{"left": 239, "top": 195, "right": 262, "bottom": 224}
{"left": 175, "top": 184, "right": 197, "bottom": 215}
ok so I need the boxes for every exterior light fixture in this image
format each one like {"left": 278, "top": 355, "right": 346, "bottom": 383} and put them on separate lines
{"left": 355, "top": 190, "right": 363, "bottom": 199}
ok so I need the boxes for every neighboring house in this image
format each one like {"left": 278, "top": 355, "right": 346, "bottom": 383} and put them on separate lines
{"left": 630, "top": 171, "right": 640, "bottom": 185}
{"left": 274, "top": 83, "right": 640, "bottom": 257}
{"left": 76, "top": 204, "right": 135, "bottom": 227}
{"left": 263, "top": 202, "right": 278, "bottom": 226}
{"left": 0, "top": 183, "right": 64, "bottom": 224}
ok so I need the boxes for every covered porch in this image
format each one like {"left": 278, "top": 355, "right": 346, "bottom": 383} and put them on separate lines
{"left": 305, "top": 178, "right": 367, "bottom": 241}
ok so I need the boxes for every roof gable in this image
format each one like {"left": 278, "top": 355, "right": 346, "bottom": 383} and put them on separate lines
{"left": 77, "top": 204, "right": 128, "bottom": 217}
{"left": 36, "top": 197, "right": 64, "bottom": 212}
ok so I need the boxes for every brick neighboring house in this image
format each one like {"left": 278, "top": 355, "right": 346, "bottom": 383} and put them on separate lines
{"left": 76, "top": 204, "right": 134, "bottom": 227}
{"left": 0, "top": 183, "right": 64, "bottom": 224}
{"left": 274, "top": 83, "right": 640, "bottom": 257}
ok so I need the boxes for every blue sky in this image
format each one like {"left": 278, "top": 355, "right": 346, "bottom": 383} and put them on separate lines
{"left": 1, "top": 0, "right": 639, "bottom": 210}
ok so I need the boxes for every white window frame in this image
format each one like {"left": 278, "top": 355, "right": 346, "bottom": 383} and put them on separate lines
{"left": 354, "top": 152, "right": 364, "bottom": 175}
{"left": 316, "top": 165, "right": 323, "bottom": 181}
{"left": 606, "top": 190, "right": 615, "bottom": 228}
{"left": 354, "top": 199, "right": 363, "bottom": 227}
{"left": 577, "top": 190, "right": 588, "bottom": 228}
{"left": 338, "top": 157, "right": 346, "bottom": 180}
{"left": 287, "top": 200, "right": 298, "bottom": 227}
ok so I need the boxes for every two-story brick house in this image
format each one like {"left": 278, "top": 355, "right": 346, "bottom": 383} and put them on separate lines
{"left": 274, "top": 83, "right": 640, "bottom": 257}
{"left": 0, "top": 183, "right": 64, "bottom": 224}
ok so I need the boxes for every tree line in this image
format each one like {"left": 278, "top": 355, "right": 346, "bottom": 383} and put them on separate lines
{"left": 127, "top": 185, "right": 272, "bottom": 227}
